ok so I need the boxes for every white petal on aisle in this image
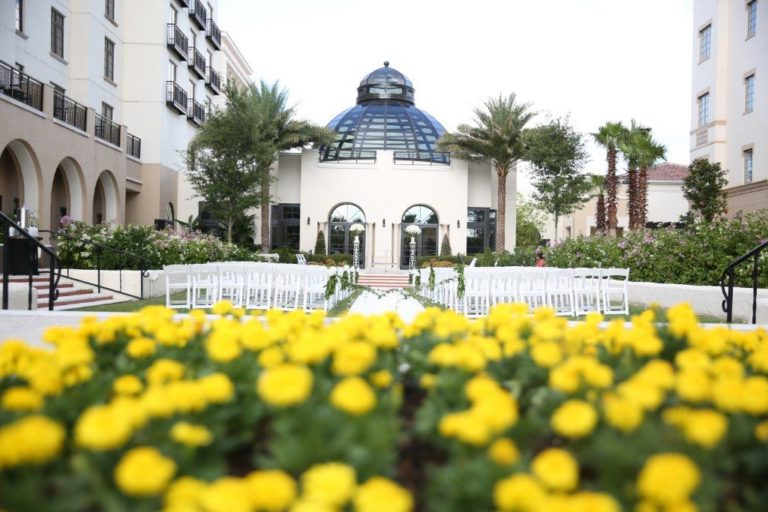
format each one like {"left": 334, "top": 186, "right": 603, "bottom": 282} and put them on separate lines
{"left": 348, "top": 291, "right": 425, "bottom": 323}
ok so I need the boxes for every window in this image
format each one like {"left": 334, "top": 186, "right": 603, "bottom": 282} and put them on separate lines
{"left": 190, "top": 30, "right": 196, "bottom": 49}
{"left": 101, "top": 102, "right": 113, "bottom": 120}
{"left": 189, "top": 80, "right": 196, "bottom": 101}
{"left": 15, "top": 0, "right": 23, "bottom": 32}
{"left": 697, "top": 93, "right": 710, "bottom": 126}
{"left": 699, "top": 24, "right": 712, "bottom": 62}
{"left": 466, "top": 207, "right": 497, "bottom": 254}
{"left": 745, "top": 74, "right": 755, "bottom": 113}
{"left": 104, "top": 37, "right": 115, "bottom": 81}
{"left": 748, "top": 0, "right": 758, "bottom": 38}
{"left": 169, "top": 5, "right": 177, "bottom": 24}
{"left": 271, "top": 204, "right": 301, "bottom": 251}
{"left": 105, "top": 0, "right": 115, "bottom": 20}
{"left": 51, "top": 8, "right": 65, "bottom": 58}
{"left": 744, "top": 149, "right": 754, "bottom": 183}
{"left": 169, "top": 61, "right": 177, "bottom": 82}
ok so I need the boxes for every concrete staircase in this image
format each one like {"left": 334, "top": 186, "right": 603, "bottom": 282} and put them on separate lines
{"left": 1, "top": 275, "right": 115, "bottom": 310}
{"left": 357, "top": 273, "right": 411, "bottom": 289}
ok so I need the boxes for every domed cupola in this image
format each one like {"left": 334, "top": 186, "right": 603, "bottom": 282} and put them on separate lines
{"left": 321, "top": 62, "right": 448, "bottom": 163}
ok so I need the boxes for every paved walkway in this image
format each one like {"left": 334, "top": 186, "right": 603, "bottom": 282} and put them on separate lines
{"left": 0, "top": 310, "right": 131, "bottom": 348}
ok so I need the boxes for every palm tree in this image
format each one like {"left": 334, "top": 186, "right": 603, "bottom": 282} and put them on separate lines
{"left": 634, "top": 133, "right": 666, "bottom": 229}
{"left": 248, "top": 81, "right": 335, "bottom": 252}
{"left": 438, "top": 94, "right": 534, "bottom": 253}
{"left": 592, "top": 122, "right": 627, "bottom": 237}
{"left": 590, "top": 174, "right": 607, "bottom": 235}
{"left": 617, "top": 121, "right": 648, "bottom": 230}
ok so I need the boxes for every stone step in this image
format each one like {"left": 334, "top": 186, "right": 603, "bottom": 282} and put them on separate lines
{"left": 38, "top": 287, "right": 94, "bottom": 300}
{"left": 36, "top": 293, "right": 114, "bottom": 310}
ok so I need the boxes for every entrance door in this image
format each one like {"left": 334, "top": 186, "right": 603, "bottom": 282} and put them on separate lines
{"left": 400, "top": 204, "right": 438, "bottom": 269}
{"left": 328, "top": 203, "right": 366, "bottom": 268}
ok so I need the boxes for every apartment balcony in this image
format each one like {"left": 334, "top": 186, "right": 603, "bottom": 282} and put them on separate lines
{"left": 189, "top": 0, "right": 207, "bottom": 30}
{"left": 166, "top": 24, "right": 189, "bottom": 61}
{"left": 126, "top": 133, "right": 141, "bottom": 159}
{"left": 53, "top": 90, "right": 87, "bottom": 132}
{"left": 95, "top": 114, "right": 121, "bottom": 147}
{"left": 166, "top": 81, "right": 188, "bottom": 115}
{"left": 206, "top": 66, "right": 221, "bottom": 95}
{"left": 187, "top": 99, "right": 205, "bottom": 126}
{"left": 176, "top": 0, "right": 189, "bottom": 6}
{"left": 188, "top": 46, "right": 206, "bottom": 80}
{"left": 0, "top": 60, "right": 44, "bottom": 111}
{"left": 206, "top": 17, "right": 221, "bottom": 49}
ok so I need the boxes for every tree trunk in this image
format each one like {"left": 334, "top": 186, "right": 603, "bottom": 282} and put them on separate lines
{"left": 227, "top": 219, "right": 233, "bottom": 244}
{"left": 606, "top": 147, "right": 618, "bottom": 237}
{"left": 639, "top": 166, "right": 648, "bottom": 229}
{"left": 260, "top": 170, "right": 270, "bottom": 252}
{"left": 496, "top": 169, "right": 506, "bottom": 253}
{"left": 596, "top": 192, "right": 606, "bottom": 235}
{"left": 554, "top": 214, "right": 559, "bottom": 243}
{"left": 627, "top": 167, "right": 636, "bottom": 230}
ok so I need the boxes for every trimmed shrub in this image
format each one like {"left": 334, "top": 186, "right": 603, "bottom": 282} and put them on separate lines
{"left": 314, "top": 231, "right": 327, "bottom": 256}
{"left": 440, "top": 233, "right": 452, "bottom": 256}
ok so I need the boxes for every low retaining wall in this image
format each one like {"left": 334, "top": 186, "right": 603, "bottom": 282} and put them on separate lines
{"left": 62, "top": 269, "right": 166, "bottom": 299}
{"left": 628, "top": 281, "right": 768, "bottom": 323}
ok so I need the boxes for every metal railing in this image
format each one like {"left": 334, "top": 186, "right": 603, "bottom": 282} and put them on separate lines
{"left": 189, "top": 0, "right": 207, "bottom": 29}
{"left": 166, "top": 81, "right": 188, "bottom": 114}
{"left": 0, "top": 60, "right": 44, "bottom": 111}
{"left": 53, "top": 90, "right": 87, "bottom": 131}
{"left": 94, "top": 113, "right": 121, "bottom": 146}
{"left": 720, "top": 239, "right": 768, "bottom": 323}
{"left": 187, "top": 98, "right": 205, "bottom": 125}
{"left": 1, "top": 212, "right": 61, "bottom": 311}
{"left": 166, "top": 23, "right": 189, "bottom": 60}
{"left": 206, "top": 66, "right": 221, "bottom": 94}
{"left": 393, "top": 150, "right": 451, "bottom": 165}
{"left": 206, "top": 17, "right": 221, "bottom": 48}
{"left": 127, "top": 133, "right": 141, "bottom": 159}
{"left": 319, "top": 148, "right": 377, "bottom": 162}
{"left": 188, "top": 46, "right": 206, "bottom": 78}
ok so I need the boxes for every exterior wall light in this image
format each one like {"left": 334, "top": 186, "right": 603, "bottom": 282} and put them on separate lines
{"left": 307, "top": 217, "right": 310, "bottom": 225}
{"left": 383, "top": 218, "right": 386, "bottom": 227}
{"left": 457, "top": 220, "right": 460, "bottom": 228}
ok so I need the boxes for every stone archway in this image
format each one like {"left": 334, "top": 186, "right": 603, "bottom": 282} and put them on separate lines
{"left": 0, "top": 140, "right": 41, "bottom": 219}
{"left": 92, "top": 170, "right": 119, "bottom": 224}
{"left": 50, "top": 157, "right": 85, "bottom": 229}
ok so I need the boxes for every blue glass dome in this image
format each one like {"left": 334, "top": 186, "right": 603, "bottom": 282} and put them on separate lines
{"left": 320, "top": 62, "right": 448, "bottom": 163}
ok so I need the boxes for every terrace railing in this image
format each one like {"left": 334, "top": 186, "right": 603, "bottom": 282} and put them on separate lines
{"left": 53, "top": 90, "right": 87, "bottom": 131}
{"left": 127, "top": 133, "right": 141, "bottom": 159}
{"left": 187, "top": 98, "right": 205, "bottom": 126}
{"left": 206, "top": 66, "right": 221, "bottom": 94}
{"left": 94, "top": 114, "right": 121, "bottom": 146}
{"left": 189, "top": 0, "right": 207, "bottom": 29}
{"left": 319, "top": 148, "right": 377, "bottom": 163}
{"left": 166, "top": 24, "right": 189, "bottom": 60}
{"left": 206, "top": 17, "right": 222, "bottom": 49}
{"left": 166, "top": 81, "right": 188, "bottom": 114}
{"left": 0, "top": 60, "right": 44, "bottom": 111}
{"left": 393, "top": 150, "right": 451, "bottom": 165}
{"left": 720, "top": 239, "right": 768, "bottom": 324}
{"left": 188, "top": 46, "right": 206, "bottom": 79}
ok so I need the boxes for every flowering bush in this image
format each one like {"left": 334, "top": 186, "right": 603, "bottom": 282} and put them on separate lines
{"left": 55, "top": 221, "right": 260, "bottom": 270}
{"left": 547, "top": 210, "right": 768, "bottom": 287}
{"left": 1, "top": 302, "right": 767, "bottom": 511}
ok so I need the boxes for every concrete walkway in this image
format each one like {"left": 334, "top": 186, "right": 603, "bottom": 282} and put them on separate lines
{"left": 0, "top": 310, "right": 131, "bottom": 349}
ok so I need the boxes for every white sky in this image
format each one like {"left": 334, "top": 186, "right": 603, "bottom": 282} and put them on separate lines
{"left": 221, "top": 0, "right": 694, "bottom": 196}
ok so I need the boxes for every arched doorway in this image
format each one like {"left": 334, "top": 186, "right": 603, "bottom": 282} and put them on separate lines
{"left": 92, "top": 171, "right": 118, "bottom": 224}
{"left": 401, "top": 204, "right": 439, "bottom": 269}
{"left": 0, "top": 140, "right": 41, "bottom": 220}
{"left": 0, "top": 148, "right": 23, "bottom": 218}
{"left": 329, "top": 203, "right": 366, "bottom": 268}
{"left": 49, "top": 158, "right": 85, "bottom": 229}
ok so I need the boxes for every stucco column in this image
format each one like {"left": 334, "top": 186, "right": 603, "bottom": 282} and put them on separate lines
{"left": 504, "top": 170, "right": 517, "bottom": 252}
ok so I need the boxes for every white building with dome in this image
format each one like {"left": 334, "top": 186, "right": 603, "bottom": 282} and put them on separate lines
{"left": 261, "top": 62, "right": 517, "bottom": 270}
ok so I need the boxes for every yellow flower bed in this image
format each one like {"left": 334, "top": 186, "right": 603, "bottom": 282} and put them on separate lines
{"left": 0, "top": 302, "right": 767, "bottom": 511}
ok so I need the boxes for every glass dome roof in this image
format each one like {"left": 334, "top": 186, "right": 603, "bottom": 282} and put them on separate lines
{"left": 320, "top": 62, "right": 448, "bottom": 164}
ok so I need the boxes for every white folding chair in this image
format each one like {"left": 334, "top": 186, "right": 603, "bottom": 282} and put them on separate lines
{"left": 218, "top": 263, "right": 246, "bottom": 307}
{"left": 490, "top": 269, "right": 519, "bottom": 306}
{"left": 244, "top": 264, "right": 273, "bottom": 310}
{"left": 463, "top": 269, "right": 491, "bottom": 318}
{"left": 190, "top": 264, "right": 219, "bottom": 309}
{"left": 517, "top": 269, "right": 547, "bottom": 310}
{"left": 164, "top": 264, "right": 191, "bottom": 309}
{"left": 545, "top": 268, "right": 576, "bottom": 316}
{"left": 296, "top": 254, "right": 307, "bottom": 265}
{"left": 303, "top": 267, "right": 331, "bottom": 312}
{"left": 600, "top": 268, "right": 630, "bottom": 315}
{"left": 273, "top": 267, "right": 303, "bottom": 310}
{"left": 573, "top": 268, "right": 602, "bottom": 315}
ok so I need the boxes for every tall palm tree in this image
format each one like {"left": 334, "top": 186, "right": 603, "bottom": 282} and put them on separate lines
{"left": 438, "top": 94, "right": 534, "bottom": 253}
{"left": 592, "top": 122, "right": 627, "bottom": 237}
{"left": 590, "top": 174, "right": 607, "bottom": 235}
{"left": 634, "top": 133, "right": 666, "bottom": 229}
{"left": 618, "top": 121, "right": 650, "bottom": 230}
{"left": 248, "top": 81, "right": 335, "bottom": 252}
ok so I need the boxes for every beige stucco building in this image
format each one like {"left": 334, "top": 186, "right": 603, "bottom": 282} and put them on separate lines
{"left": 691, "top": 0, "right": 767, "bottom": 214}
{"left": 262, "top": 63, "right": 515, "bottom": 269}
{"left": 0, "top": 0, "right": 249, "bottom": 235}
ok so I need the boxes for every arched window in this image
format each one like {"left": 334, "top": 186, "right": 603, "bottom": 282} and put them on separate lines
{"left": 328, "top": 203, "right": 366, "bottom": 267}
{"left": 401, "top": 204, "right": 438, "bottom": 268}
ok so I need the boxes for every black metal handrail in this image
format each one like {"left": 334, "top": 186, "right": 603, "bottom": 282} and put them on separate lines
{"left": 720, "top": 239, "right": 768, "bottom": 323}
{"left": 187, "top": 98, "right": 205, "bottom": 125}
{"left": 95, "top": 113, "right": 121, "bottom": 146}
{"left": 127, "top": 133, "right": 141, "bottom": 159}
{"left": 189, "top": 0, "right": 207, "bottom": 29}
{"left": 1, "top": 212, "right": 61, "bottom": 311}
{"left": 319, "top": 148, "right": 377, "bottom": 162}
{"left": 166, "top": 23, "right": 189, "bottom": 60}
{"left": 0, "top": 60, "right": 44, "bottom": 111}
{"left": 166, "top": 81, "right": 188, "bottom": 114}
{"left": 206, "top": 66, "right": 221, "bottom": 93}
{"left": 53, "top": 231, "right": 150, "bottom": 300}
{"left": 53, "top": 90, "right": 87, "bottom": 131}
{"left": 393, "top": 150, "right": 451, "bottom": 165}
{"left": 206, "top": 17, "right": 221, "bottom": 49}
{"left": 188, "top": 46, "right": 206, "bottom": 77}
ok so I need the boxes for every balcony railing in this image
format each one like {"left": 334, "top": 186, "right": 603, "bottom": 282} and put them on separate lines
{"left": 166, "top": 81, "right": 188, "bottom": 114}
{"left": 206, "top": 66, "right": 221, "bottom": 94}
{"left": 127, "top": 133, "right": 141, "bottom": 159}
{"left": 206, "top": 17, "right": 221, "bottom": 49}
{"left": 53, "top": 90, "right": 87, "bottom": 132}
{"left": 94, "top": 114, "right": 121, "bottom": 147}
{"left": 166, "top": 24, "right": 189, "bottom": 60}
{"left": 176, "top": 0, "right": 189, "bottom": 6}
{"left": 393, "top": 150, "right": 451, "bottom": 165}
{"left": 319, "top": 148, "right": 378, "bottom": 162}
{"left": 188, "top": 46, "right": 206, "bottom": 79}
{"left": 187, "top": 99, "right": 205, "bottom": 126}
{"left": 189, "top": 0, "right": 207, "bottom": 29}
{"left": 0, "top": 60, "right": 44, "bottom": 111}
